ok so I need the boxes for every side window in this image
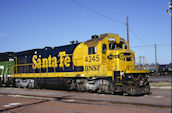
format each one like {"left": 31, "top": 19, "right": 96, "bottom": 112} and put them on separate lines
{"left": 124, "top": 43, "right": 128, "bottom": 49}
{"left": 102, "top": 44, "right": 107, "bottom": 54}
{"left": 102, "top": 44, "right": 107, "bottom": 51}
{"left": 88, "top": 47, "right": 97, "bottom": 54}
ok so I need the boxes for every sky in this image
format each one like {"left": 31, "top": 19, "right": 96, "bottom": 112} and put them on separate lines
{"left": 0, "top": 0, "right": 171, "bottom": 64}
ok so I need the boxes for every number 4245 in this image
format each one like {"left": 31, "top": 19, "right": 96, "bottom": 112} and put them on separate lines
{"left": 85, "top": 55, "right": 99, "bottom": 62}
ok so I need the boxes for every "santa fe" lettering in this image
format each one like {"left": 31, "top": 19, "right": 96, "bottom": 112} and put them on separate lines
{"left": 32, "top": 51, "right": 71, "bottom": 69}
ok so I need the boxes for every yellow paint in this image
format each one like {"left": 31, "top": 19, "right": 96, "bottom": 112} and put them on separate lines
{"left": 125, "top": 70, "right": 149, "bottom": 73}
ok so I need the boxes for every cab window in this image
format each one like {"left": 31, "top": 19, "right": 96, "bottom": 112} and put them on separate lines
{"left": 88, "top": 47, "right": 96, "bottom": 54}
{"left": 102, "top": 44, "right": 107, "bottom": 54}
{"left": 102, "top": 44, "right": 107, "bottom": 51}
{"left": 124, "top": 43, "right": 128, "bottom": 49}
{"left": 109, "top": 43, "right": 116, "bottom": 50}
{"left": 117, "top": 43, "right": 123, "bottom": 49}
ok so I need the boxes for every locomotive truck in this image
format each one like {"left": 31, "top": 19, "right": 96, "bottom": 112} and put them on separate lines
{"left": 0, "top": 33, "right": 150, "bottom": 95}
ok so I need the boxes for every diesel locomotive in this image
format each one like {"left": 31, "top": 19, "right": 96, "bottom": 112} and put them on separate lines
{"left": 0, "top": 33, "right": 150, "bottom": 95}
{"left": 0, "top": 52, "right": 15, "bottom": 86}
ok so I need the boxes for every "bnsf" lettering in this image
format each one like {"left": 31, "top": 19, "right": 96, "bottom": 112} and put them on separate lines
{"left": 85, "top": 65, "right": 100, "bottom": 71}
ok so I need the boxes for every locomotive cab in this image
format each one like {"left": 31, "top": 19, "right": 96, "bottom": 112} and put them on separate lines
{"left": 97, "top": 33, "right": 136, "bottom": 72}
{"left": 81, "top": 33, "right": 150, "bottom": 95}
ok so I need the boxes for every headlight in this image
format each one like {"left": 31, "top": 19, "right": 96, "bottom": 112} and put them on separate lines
{"left": 120, "top": 72, "right": 124, "bottom": 75}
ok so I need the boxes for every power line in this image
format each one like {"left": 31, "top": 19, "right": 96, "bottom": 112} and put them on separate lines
{"left": 157, "top": 44, "right": 172, "bottom": 46}
{"left": 131, "top": 44, "right": 171, "bottom": 48}
{"left": 129, "top": 28, "right": 148, "bottom": 44}
{"left": 131, "top": 45, "right": 154, "bottom": 48}
{"left": 70, "top": 0, "right": 156, "bottom": 46}
{"left": 70, "top": 0, "right": 125, "bottom": 25}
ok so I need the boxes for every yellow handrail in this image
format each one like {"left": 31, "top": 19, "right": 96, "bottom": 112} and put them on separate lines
{"left": 12, "top": 63, "right": 34, "bottom": 74}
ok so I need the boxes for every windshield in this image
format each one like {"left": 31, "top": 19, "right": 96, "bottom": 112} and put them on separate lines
{"left": 109, "top": 42, "right": 123, "bottom": 50}
{"left": 117, "top": 43, "right": 122, "bottom": 49}
{"left": 109, "top": 43, "right": 116, "bottom": 50}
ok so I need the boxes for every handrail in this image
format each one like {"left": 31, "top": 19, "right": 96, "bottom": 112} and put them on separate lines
{"left": 12, "top": 63, "right": 35, "bottom": 74}
{"left": 138, "top": 56, "right": 149, "bottom": 71}
{"left": 11, "top": 63, "right": 59, "bottom": 75}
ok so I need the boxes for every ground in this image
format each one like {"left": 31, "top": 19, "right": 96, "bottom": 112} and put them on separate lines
{"left": 0, "top": 87, "right": 171, "bottom": 113}
{"left": 0, "top": 76, "right": 171, "bottom": 113}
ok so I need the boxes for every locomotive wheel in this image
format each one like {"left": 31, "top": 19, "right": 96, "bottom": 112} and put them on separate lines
{"left": 16, "top": 83, "right": 20, "bottom": 88}
{"left": 97, "top": 86, "right": 102, "bottom": 94}
{"left": 144, "top": 84, "right": 150, "bottom": 94}
{"left": 27, "top": 82, "right": 35, "bottom": 89}
{"left": 124, "top": 86, "right": 138, "bottom": 95}
{"left": 127, "top": 87, "right": 136, "bottom": 95}
{"left": 110, "top": 90, "right": 115, "bottom": 95}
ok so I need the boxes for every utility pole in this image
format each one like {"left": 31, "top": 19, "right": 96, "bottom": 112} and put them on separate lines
{"left": 127, "top": 16, "right": 129, "bottom": 49}
{"left": 155, "top": 44, "right": 158, "bottom": 75}
{"left": 167, "top": 1, "right": 172, "bottom": 75}
{"left": 171, "top": 1, "right": 172, "bottom": 71}
{"left": 155, "top": 44, "right": 157, "bottom": 65}
{"left": 167, "top": 1, "right": 172, "bottom": 66}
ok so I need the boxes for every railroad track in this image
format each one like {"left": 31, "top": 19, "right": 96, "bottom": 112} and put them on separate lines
{"left": 0, "top": 92, "right": 170, "bottom": 109}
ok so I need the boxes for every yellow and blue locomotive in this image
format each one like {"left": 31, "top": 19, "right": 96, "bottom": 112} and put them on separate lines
{"left": 5, "top": 33, "right": 150, "bottom": 95}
